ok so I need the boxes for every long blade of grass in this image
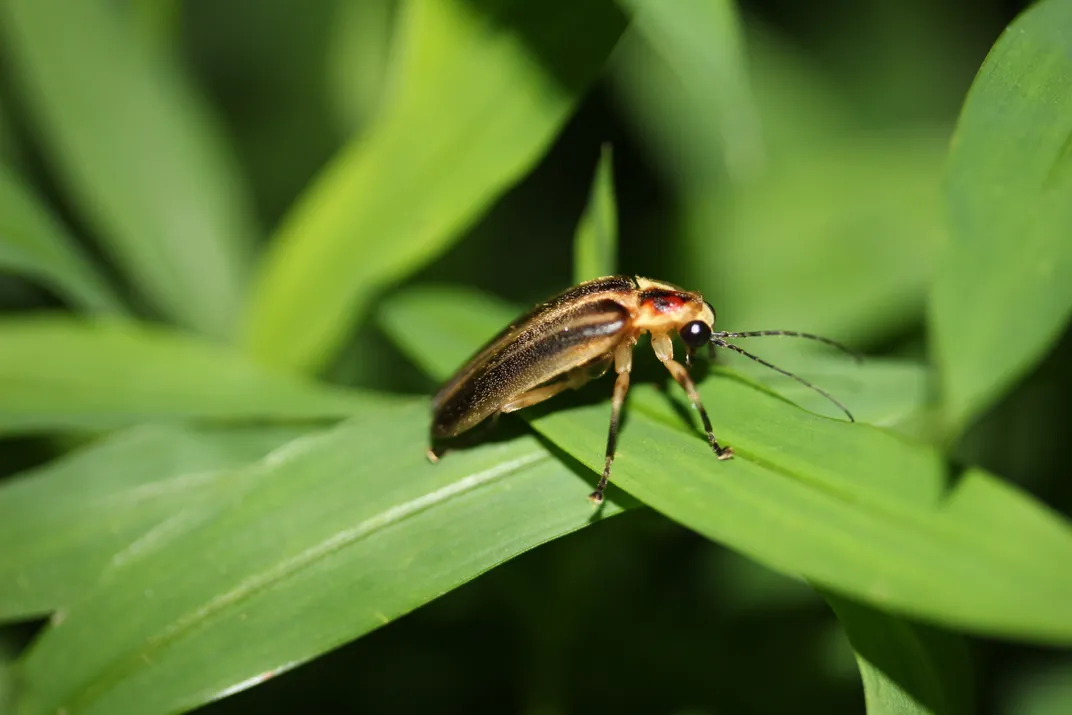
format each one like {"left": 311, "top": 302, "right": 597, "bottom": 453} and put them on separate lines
{"left": 0, "top": 425, "right": 309, "bottom": 621}
{"left": 242, "top": 0, "right": 627, "bottom": 372}
{"left": 16, "top": 404, "right": 630, "bottom": 715}
{"left": 616, "top": 0, "right": 763, "bottom": 182}
{"left": 380, "top": 285, "right": 1072, "bottom": 644}
{"left": 931, "top": 0, "right": 1072, "bottom": 433}
{"left": 0, "top": 164, "right": 124, "bottom": 314}
{"left": 573, "top": 143, "right": 618, "bottom": 284}
{"left": 0, "top": 0, "right": 258, "bottom": 337}
{"left": 0, "top": 316, "right": 384, "bottom": 434}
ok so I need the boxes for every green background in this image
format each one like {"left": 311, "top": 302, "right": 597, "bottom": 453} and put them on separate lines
{"left": 2, "top": 1, "right": 1071, "bottom": 714}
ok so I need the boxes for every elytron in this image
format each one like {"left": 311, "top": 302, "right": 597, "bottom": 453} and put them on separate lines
{"left": 428, "top": 276, "right": 855, "bottom": 503}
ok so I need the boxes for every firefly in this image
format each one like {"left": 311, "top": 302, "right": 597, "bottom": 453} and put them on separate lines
{"left": 428, "top": 276, "right": 856, "bottom": 504}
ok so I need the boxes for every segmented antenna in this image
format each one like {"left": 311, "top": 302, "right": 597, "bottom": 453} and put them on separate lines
{"left": 710, "top": 337, "right": 856, "bottom": 422}
{"left": 712, "top": 330, "right": 862, "bottom": 363}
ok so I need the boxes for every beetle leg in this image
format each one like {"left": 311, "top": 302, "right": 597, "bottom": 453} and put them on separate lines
{"left": 590, "top": 339, "right": 636, "bottom": 505}
{"left": 653, "top": 333, "right": 733, "bottom": 460}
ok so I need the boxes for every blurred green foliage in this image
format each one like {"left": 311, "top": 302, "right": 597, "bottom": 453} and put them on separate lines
{"left": 1, "top": 1, "right": 1071, "bottom": 714}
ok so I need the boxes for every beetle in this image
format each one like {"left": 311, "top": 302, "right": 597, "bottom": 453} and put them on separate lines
{"left": 427, "top": 275, "right": 856, "bottom": 504}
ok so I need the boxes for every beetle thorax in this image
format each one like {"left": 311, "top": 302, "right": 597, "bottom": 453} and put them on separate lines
{"left": 633, "top": 283, "right": 712, "bottom": 335}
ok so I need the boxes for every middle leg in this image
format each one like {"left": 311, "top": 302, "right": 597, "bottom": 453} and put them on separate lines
{"left": 590, "top": 339, "right": 637, "bottom": 504}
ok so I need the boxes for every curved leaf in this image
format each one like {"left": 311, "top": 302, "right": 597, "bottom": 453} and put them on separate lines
{"left": 380, "top": 285, "right": 1072, "bottom": 644}
{"left": 0, "top": 0, "right": 258, "bottom": 337}
{"left": 931, "top": 0, "right": 1072, "bottom": 432}
{"left": 825, "top": 592, "right": 974, "bottom": 715}
{"left": 0, "top": 425, "right": 307, "bottom": 621}
{"left": 242, "top": 0, "right": 627, "bottom": 371}
{"left": 17, "top": 404, "right": 629, "bottom": 715}
{"left": 0, "top": 315, "right": 381, "bottom": 434}
{"left": 0, "top": 165, "right": 124, "bottom": 314}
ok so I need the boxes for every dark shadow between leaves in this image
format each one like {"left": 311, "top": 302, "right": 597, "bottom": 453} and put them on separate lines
{"left": 938, "top": 457, "right": 971, "bottom": 506}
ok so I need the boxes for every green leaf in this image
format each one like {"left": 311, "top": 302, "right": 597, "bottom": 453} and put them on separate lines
{"left": 617, "top": 0, "right": 763, "bottom": 182}
{"left": 0, "top": 315, "right": 385, "bottom": 434}
{"left": 0, "top": 0, "right": 258, "bottom": 337}
{"left": 931, "top": 0, "right": 1072, "bottom": 433}
{"left": 0, "top": 164, "right": 125, "bottom": 314}
{"left": 0, "top": 425, "right": 306, "bottom": 621}
{"left": 572, "top": 143, "right": 618, "bottom": 284}
{"left": 825, "top": 592, "right": 974, "bottom": 715}
{"left": 325, "top": 0, "right": 396, "bottom": 135}
{"left": 683, "top": 131, "right": 946, "bottom": 346}
{"left": 379, "top": 285, "right": 1072, "bottom": 644}
{"left": 17, "top": 403, "right": 629, "bottom": 715}
{"left": 242, "top": 0, "right": 627, "bottom": 372}
{"left": 612, "top": 22, "right": 853, "bottom": 190}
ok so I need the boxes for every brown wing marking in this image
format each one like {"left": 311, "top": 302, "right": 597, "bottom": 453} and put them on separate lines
{"left": 431, "top": 276, "right": 636, "bottom": 410}
{"left": 431, "top": 296, "right": 632, "bottom": 438}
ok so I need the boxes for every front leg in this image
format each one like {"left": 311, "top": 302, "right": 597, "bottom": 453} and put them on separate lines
{"left": 652, "top": 333, "right": 733, "bottom": 460}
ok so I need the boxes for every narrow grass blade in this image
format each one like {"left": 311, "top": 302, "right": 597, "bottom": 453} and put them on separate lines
{"left": 242, "top": 0, "right": 627, "bottom": 372}
{"left": 573, "top": 143, "right": 618, "bottom": 284}
{"left": 0, "top": 0, "right": 258, "bottom": 337}
{"left": 931, "top": 0, "right": 1072, "bottom": 433}
{"left": 0, "top": 165, "right": 124, "bottom": 314}
{"left": 325, "top": 0, "right": 395, "bottom": 135}
{"left": 825, "top": 592, "right": 974, "bottom": 715}
{"left": 0, "top": 425, "right": 308, "bottom": 621}
{"left": 617, "top": 0, "right": 763, "bottom": 182}
{"left": 0, "top": 315, "right": 384, "bottom": 434}
{"left": 16, "top": 404, "right": 629, "bottom": 715}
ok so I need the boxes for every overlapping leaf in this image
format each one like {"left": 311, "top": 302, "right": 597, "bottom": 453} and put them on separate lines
{"left": 0, "top": 166, "right": 123, "bottom": 314}
{"left": 0, "top": 0, "right": 257, "bottom": 336}
{"left": 825, "top": 592, "right": 974, "bottom": 715}
{"left": 0, "top": 316, "right": 378, "bottom": 434}
{"left": 0, "top": 425, "right": 308, "bottom": 620}
{"left": 932, "top": 0, "right": 1072, "bottom": 432}
{"left": 243, "top": 0, "right": 627, "bottom": 371}
{"left": 573, "top": 144, "right": 618, "bottom": 284}
{"left": 16, "top": 404, "right": 629, "bottom": 715}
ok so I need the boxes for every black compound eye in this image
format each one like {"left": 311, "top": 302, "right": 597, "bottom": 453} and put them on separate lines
{"left": 680, "top": 320, "right": 712, "bottom": 350}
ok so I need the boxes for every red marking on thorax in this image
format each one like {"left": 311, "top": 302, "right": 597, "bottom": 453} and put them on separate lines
{"left": 642, "top": 294, "right": 685, "bottom": 313}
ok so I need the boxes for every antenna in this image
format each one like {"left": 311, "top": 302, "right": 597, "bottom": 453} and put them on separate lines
{"left": 712, "top": 330, "right": 862, "bottom": 363}
{"left": 710, "top": 337, "right": 856, "bottom": 422}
